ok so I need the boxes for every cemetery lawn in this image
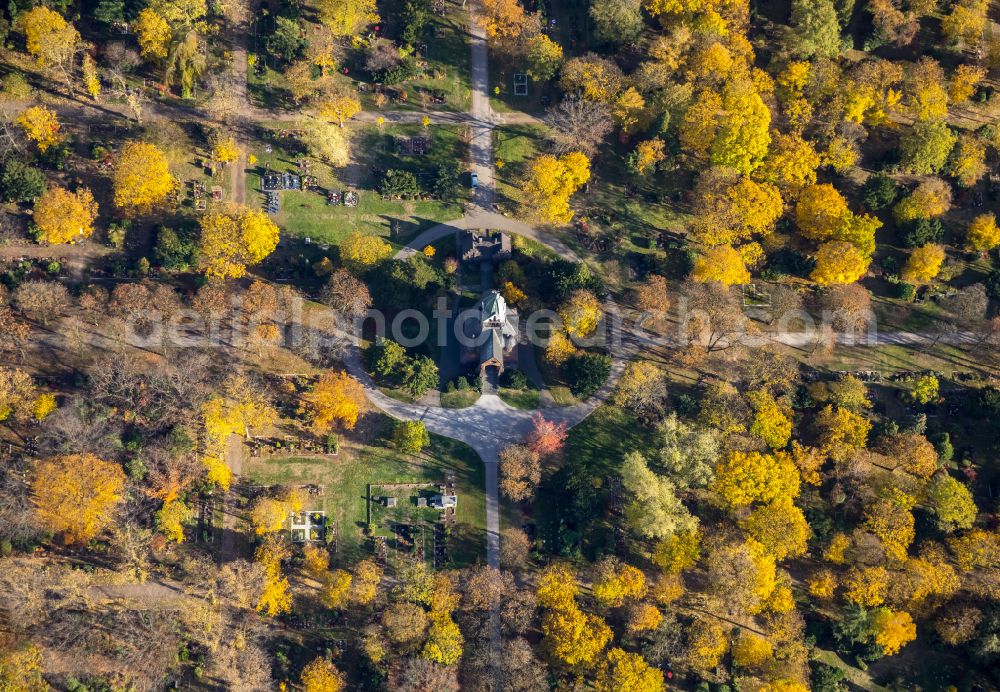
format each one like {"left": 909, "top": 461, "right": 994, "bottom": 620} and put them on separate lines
{"left": 243, "top": 432, "right": 486, "bottom": 564}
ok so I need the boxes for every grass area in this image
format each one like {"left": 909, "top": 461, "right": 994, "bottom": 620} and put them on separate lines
{"left": 247, "top": 0, "right": 471, "bottom": 113}
{"left": 440, "top": 389, "right": 480, "bottom": 408}
{"left": 534, "top": 404, "right": 657, "bottom": 558}
{"left": 534, "top": 344, "right": 579, "bottom": 406}
{"left": 244, "top": 430, "right": 486, "bottom": 566}
{"left": 244, "top": 123, "right": 467, "bottom": 245}
{"left": 498, "top": 388, "right": 539, "bottom": 409}
{"left": 493, "top": 124, "right": 546, "bottom": 210}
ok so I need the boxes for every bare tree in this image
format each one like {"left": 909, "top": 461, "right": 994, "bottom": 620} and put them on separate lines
{"left": 820, "top": 283, "right": 873, "bottom": 334}
{"left": 394, "top": 658, "right": 459, "bottom": 692}
{"left": 321, "top": 268, "right": 372, "bottom": 319}
{"left": 682, "top": 281, "right": 752, "bottom": 352}
{"left": 37, "top": 397, "right": 124, "bottom": 457}
{"left": 543, "top": 95, "right": 613, "bottom": 156}
{"left": 13, "top": 280, "right": 70, "bottom": 325}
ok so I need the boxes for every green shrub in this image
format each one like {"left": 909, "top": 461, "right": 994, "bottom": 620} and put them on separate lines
{"left": 565, "top": 352, "right": 611, "bottom": 398}
{"left": 860, "top": 172, "right": 899, "bottom": 211}
{"left": 900, "top": 218, "right": 944, "bottom": 248}
{"left": 0, "top": 159, "right": 44, "bottom": 202}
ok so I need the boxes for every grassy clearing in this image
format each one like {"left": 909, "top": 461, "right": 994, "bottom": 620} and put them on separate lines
{"left": 248, "top": 0, "right": 471, "bottom": 112}
{"left": 533, "top": 344, "right": 579, "bottom": 406}
{"left": 493, "top": 124, "right": 547, "bottom": 210}
{"left": 244, "top": 124, "right": 467, "bottom": 245}
{"left": 534, "top": 404, "right": 656, "bottom": 557}
{"left": 498, "top": 388, "right": 539, "bottom": 409}
{"left": 244, "top": 430, "right": 486, "bottom": 565}
{"left": 440, "top": 389, "right": 480, "bottom": 408}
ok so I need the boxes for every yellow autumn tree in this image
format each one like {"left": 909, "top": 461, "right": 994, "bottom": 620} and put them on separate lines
{"left": 630, "top": 138, "right": 667, "bottom": 176}
{"left": 814, "top": 404, "right": 871, "bottom": 459}
{"left": 351, "top": 559, "right": 383, "bottom": 604}
{"left": 966, "top": 213, "right": 1000, "bottom": 252}
{"left": 113, "top": 140, "right": 177, "bottom": 214}
{"left": 740, "top": 496, "right": 811, "bottom": 560}
{"left": 652, "top": 529, "right": 701, "bottom": 574}
{"left": 595, "top": 648, "right": 664, "bottom": 692}
{"left": 680, "top": 89, "right": 723, "bottom": 161}
{"left": 592, "top": 561, "right": 647, "bottom": 608}
{"left": 82, "top": 53, "right": 100, "bottom": 98}
{"left": 16, "top": 106, "right": 63, "bottom": 152}
{"left": 541, "top": 603, "right": 612, "bottom": 667}
{"left": 901, "top": 244, "right": 946, "bottom": 285}
{"left": 32, "top": 393, "right": 57, "bottom": 420}
{"left": 711, "top": 450, "right": 800, "bottom": 510}
{"left": 422, "top": 611, "right": 464, "bottom": 665}
{"left": 250, "top": 496, "right": 293, "bottom": 535}
{"left": 686, "top": 617, "right": 729, "bottom": 673}
{"left": 941, "top": 0, "right": 988, "bottom": 48}
{"left": 949, "top": 64, "right": 986, "bottom": 103}
{"left": 198, "top": 206, "right": 280, "bottom": 279}
{"left": 710, "top": 80, "right": 771, "bottom": 175}
{"left": 808, "top": 570, "right": 837, "bottom": 599}
{"left": 18, "top": 6, "right": 79, "bottom": 68}
{"left": 156, "top": 499, "right": 193, "bottom": 542}
{"left": 559, "top": 54, "right": 625, "bottom": 102}
{"left": 323, "top": 569, "right": 353, "bottom": 608}
{"left": 871, "top": 608, "right": 917, "bottom": 655}
{"left": 545, "top": 329, "right": 576, "bottom": 366}
{"left": 32, "top": 186, "right": 98, "bottom": 245}
{"left": 340, "top": 231, "right": 392, "bottom": 270}
{"left": 522, "top": 151, "right": 591, "bottom": 223}
{"left": 299, "top": 371, "right": 365, "bottom": 432}
{"left": 256, "top": 537, "right": 292, "bottom": 616}
{"left": 32, "top": 454, "right": 126, "bottom": 544}
{"left": 732, "top": 631, "right": 773, "bottom": 668}
{"left": 300, "top": 657, "right": 344, "bottom": 692}
{"left": 691, "top": 244, "right": 751, "bottom": 285}
{"left": 692, "top": 169, "right": 784, "bottom": 245}
{"left": 319, "top": 93, "right": 362, "bottom": 127}
{"left": 796, "top": 183, "right": 849, "bottom": 241}
{"left": 747, "top": 390, "right": 792, "bottom": 449}
{"left": 844, "top": 565, "right": 889, "bottom": 606}
{"left": 136, "top": 8, "right": 172, "bottom": 59}
{"left": 612, "top": 87, "right": 648, "bottom": 134}
{"left": 761, "top": 131, "right": 821, "bottom": 192}
{"left": 949, "top": 134, "right": 987, "bottom": 188}
{"left": 626, "top": 603, "right": 663, "bottom": 632}
{"left": 893, "top": 178, "right": 951, "bottom": 224}
{"left": 212, "top": 135, "right": 239, "bottom": 164}
{"left": 4, "top": 378, "right": 49, "bottom": 425}
{"left": 810, "top": 241, "right": 870, "bottom": 285}
{"left": 315, "top": 0, "right": 379, "bottom": 37}
{"left": 480, "top": 0, "right": 535, "bottom": 40}
{"left": 558, "top": 289, "right": 602, "bottom": 338}
{"left": 864, "top": 492, "right": 916, "bottom": 562}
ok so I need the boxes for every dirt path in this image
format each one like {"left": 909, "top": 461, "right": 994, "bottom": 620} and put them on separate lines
{"left": 218, "top": 433, "right": 245, "bottom": 563}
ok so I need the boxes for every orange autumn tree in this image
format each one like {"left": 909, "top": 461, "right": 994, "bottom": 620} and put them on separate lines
{"left": 527, "top": 413, "right": 568, "bottom": 456}
{"left": 299, "top": 371, "right": 366, "bottom": 432}
{"left": 32, "top": 454, "right": 126, "bottom": 544}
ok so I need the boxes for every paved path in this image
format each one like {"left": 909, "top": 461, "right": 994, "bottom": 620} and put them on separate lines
{"left": 354, "top": 110, "right": 544, "bottom": 126}
{"left": 339, "top": 2, "right": 620, "bottom": 573}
